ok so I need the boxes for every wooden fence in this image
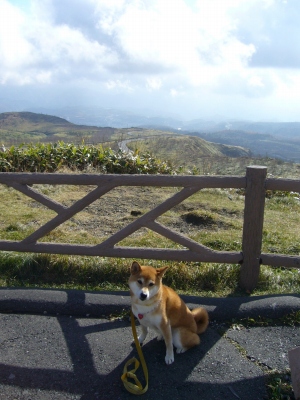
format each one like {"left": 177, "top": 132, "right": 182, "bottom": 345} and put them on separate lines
{"left": 0, "top": 166, "right": 299, "bottom": 291}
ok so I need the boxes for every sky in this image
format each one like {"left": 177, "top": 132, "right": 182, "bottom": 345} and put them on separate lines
{"left": 0, "top": 0, "right": 300, "bottom": 121}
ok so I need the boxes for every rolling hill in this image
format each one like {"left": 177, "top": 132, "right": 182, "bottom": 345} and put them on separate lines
{"left": 0, "top": 112, "right": 115, "bottom": 143}
{"left": 191, "top": 130, "right": 300, "bottom": 162}
{"left": 0, "top": 112, "right": 250, "bottom": 158}
{"left": 126, "top": 134, "right": 251, "bottom": 168}
{"left": 2, "top": 111, "right": 299, "bottom": 166}
{"left": 0, "top": 111, "right": 299, "bottom": 177}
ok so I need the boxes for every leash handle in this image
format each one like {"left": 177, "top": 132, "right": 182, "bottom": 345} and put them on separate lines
{"left": 121, "top": 311, "right": 149, "bottom": 395}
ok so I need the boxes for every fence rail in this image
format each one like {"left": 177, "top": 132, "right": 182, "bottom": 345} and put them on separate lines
{"left": 0, "top": 166, "right": 299, "bottom": 291}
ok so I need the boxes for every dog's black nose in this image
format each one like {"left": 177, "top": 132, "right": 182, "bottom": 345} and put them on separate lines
{"left": 140, "top": 293, "right": 147, "bottom": 301}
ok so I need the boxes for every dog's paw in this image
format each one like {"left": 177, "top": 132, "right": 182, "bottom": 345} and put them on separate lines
{"left": 176, "top": 347, "right": 187, "bottom": 354}
{"left": 138, "top": 334, "right": 146, "bottom": 344}
{"left": 165, "top": 353, "right": 174, "bottom": 365}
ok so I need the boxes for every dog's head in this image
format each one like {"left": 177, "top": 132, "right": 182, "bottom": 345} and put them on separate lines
{"left": 129, "top": 261, "right": 168, "bottom": 302}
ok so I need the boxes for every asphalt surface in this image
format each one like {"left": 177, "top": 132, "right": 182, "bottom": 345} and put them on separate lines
{"left": 0, "top": 288, "right": 299, "bottom": 400}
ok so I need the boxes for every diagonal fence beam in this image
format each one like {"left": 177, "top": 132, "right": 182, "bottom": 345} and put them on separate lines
{"left": 8, "top": 182, "right": 66, "bottom": 214}
{"left": 21, "top": 183, "right": 116, "bottom": 244}
{"left": 96, "top": 186, "right": 202, "bottom": 249}
{"left": 147, "top": 220, "right": 214, "bottom": 255}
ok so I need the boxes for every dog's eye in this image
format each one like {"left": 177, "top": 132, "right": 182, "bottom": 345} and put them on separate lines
{"left": 149, "top": 282, "right": 154, "bottom": 287}
{"left": 137, "top": 279, "right": 142, "bottom": 285}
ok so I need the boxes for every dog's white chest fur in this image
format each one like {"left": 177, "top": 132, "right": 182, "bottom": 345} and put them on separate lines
{"left": 132, "top": 303, "right": 162, "bottom": 328}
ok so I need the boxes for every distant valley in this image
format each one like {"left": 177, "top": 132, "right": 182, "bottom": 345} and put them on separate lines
{"left": 189, "top": 130, "right": 300, "bottom": 162}
{"left": 24, "top": 105, "right": 300, "bottom": 139}
{"left": 1, "top": 110, "right": 300, "bottom": 163}
{"left": 16, "top": 106, "right": 300, "bottom": 162}
{"left": 0, "top": 111, "right": 248, "bottom": 156}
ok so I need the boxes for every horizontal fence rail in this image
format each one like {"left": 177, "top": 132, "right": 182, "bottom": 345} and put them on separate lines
{"left": 0, "top": 166, "right": 299, "bottom": 291}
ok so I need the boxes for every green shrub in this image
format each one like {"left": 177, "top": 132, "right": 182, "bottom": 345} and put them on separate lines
{"left": 0, "top": 142, "right": 176, "bottom": 174}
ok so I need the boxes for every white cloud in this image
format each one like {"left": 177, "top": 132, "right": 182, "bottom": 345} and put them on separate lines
{"left": 105, "top": 78, "right": 133, "bottom": 92}
{"left": 0, "top": 0, "right": 117, "bottom": 85}
{"left": 95, "top": 0, "right": 255, "bottom": 73}
{"left": 0, "top": 1, "right": 33, "bottom": 68}
{"left": 1, "top": 0, "right": 300, "bottom": 120}
{"left": 146, "top": 77, "right": 162, "bottom": 91}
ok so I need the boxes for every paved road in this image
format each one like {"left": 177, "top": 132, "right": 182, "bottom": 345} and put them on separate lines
{"left": 0, "top": 288, "right": 299, "bottom": 399}
{"left": 118, "top": 139, "right": 132, "bottom": 153}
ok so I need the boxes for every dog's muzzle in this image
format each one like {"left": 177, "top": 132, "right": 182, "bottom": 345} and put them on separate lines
{"left": 140, "top": 292, "right": 147, "bottom": 301}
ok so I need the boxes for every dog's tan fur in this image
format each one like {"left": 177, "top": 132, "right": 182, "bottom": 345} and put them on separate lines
{"left": 129, "top": 261, "right": 209, "bottom": 365}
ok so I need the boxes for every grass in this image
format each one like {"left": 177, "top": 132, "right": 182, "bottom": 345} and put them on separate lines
{"left": 1, "top": 253, "right": 299, "bottom": 297}
{"left": 267, "top": 371, "right": 294, "bottom": 400}
{"left": 0, "top": 183, "right": 299, "bottom": 296}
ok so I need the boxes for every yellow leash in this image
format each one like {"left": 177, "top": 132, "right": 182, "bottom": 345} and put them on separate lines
{"left": 121, "top": 311, "right": 149, "bottom": 395}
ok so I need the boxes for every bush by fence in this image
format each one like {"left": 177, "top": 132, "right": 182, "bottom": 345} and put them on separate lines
{"left": 0, "top": 142, "right": 174, "bottom": 174}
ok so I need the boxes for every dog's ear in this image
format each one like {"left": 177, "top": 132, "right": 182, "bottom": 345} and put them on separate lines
{"left": 131, "top": 261, "right": 141, "bottom": 275}
{"left": 156, "top": 266, "right": 169, "bottom": 278}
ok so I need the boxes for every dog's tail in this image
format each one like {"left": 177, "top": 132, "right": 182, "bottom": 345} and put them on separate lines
{"left": 191, "top": 307, "right": 209, "bottom": 334}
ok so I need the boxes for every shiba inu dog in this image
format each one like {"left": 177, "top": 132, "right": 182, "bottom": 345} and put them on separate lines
{"left": 129, "top": 261, "right": 209, "bottom": 365}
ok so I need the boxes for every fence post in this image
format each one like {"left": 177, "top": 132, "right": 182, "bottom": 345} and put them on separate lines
{"left": 240, "top": 166, "right": 267, "bottom": 291}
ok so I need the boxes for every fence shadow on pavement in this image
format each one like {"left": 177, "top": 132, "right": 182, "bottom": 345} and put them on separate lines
{"left": 0, "top": 289, "right": 273, "bottom": 399}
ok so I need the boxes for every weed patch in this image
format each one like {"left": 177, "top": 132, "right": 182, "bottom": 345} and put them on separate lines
{"left": 266, "top": 370, "right": 294, "bottom": 400}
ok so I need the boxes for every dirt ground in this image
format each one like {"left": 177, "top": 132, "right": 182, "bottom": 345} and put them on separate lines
{"left": 64, "top": 186, "right": 234, "bottom": 240}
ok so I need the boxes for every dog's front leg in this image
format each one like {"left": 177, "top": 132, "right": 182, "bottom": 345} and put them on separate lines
{"left": 160, "top": 321, "right": 174, "bottom": 365}
{"left": 138, "top": 324, "right": 148, "bottom": 344}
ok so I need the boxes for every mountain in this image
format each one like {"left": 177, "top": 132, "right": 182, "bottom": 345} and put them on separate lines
{"left": 3, "top": 106, "right": 300, "bottom": 138}
{"left": 183, "top": 120, "right": 300, "bottom": 139}
{"left": 189, "top": 130, "right": 300, "bottom": 162}
{"left": 0, "top": 111, "right": 251, "bottom": 160}
{"left": 25, "top": 106, "right": 182, "bottom": 129}
{"left": 0, "top": 111, "right": 115, "bottom": 143}
{"left": 1, "top": 110, "right": 300, "bottom": 162}
{"left": 0, "top": 111, "right": 72, "bottom": 128}
{"left": 28, "top": 107, "right": 300, "bottom": 139}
